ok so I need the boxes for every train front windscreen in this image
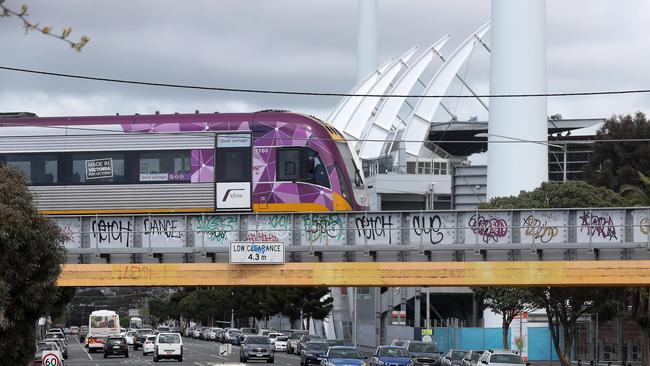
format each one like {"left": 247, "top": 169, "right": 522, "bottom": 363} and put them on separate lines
{"left": 336, "top": 141, "right": 368, "bottom": 209}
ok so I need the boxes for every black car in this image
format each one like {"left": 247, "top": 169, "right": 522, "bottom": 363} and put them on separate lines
{"left": 297, "top": 334, "right": 321, "bottom": 354}
{"left": 240, "top": 335, "right": 274, "bottom": 363}
{"left": 133, "top": 328, "right": 155, "bottom": 350}
{"left": 404, "top": 341, "right": 442, "bottom": 366}
{"left": 300, "top": 341, "right": 329, "bottom": 366}
{"left": 103, "top": 337, "right": 129, "bottom": 358}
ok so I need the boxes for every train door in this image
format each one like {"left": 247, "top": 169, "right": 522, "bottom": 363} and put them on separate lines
{"left": 214, "top": 132, "right": 252, "bottom": 211}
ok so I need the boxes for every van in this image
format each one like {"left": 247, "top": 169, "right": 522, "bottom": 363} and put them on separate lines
{"left": 154, "top": 332, "right": 183, "bottom": 362}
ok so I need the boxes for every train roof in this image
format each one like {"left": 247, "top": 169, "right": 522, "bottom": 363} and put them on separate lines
{"left": 0, "top": 110, "right": 330, "bottom": 129}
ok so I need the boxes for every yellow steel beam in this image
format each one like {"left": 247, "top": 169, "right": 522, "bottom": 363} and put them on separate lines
{"left": 57, "top": 261, "right": 650, "bottom": 287}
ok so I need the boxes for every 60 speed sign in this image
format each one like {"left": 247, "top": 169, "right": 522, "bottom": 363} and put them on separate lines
{"left": 42, "top": 352, "right": 61, "bottom": 366}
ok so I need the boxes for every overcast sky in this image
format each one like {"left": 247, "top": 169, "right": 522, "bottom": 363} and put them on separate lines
{"left": 0, "top": 0, "right": 648, "bottom": 121}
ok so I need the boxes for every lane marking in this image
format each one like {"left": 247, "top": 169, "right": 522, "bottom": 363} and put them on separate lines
{"left": 72, "top": 336, "right": 93, "bottom": 360}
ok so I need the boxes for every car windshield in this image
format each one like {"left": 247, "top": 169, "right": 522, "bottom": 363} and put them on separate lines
{"left": 36, "top": 343, "right": 54, "bottom": 351}
{"left": 380, "top": 348, "right": 410, "bottom": 357}
{"left": 107, "top": 338, "right": 124, "bottom": 345}
{"left": 330, "top": 348, "right": 363, "bottom": 359}
{"left": 490, "top": 354, "right": 525, "bottom": 364}
{"left": 277, "top": 336, "right": 289, "bottom": 341}
{"left": 159, "top": 334, "right": 181, "bottom": 343}
{"left": 246, "top": 336, "right": 270, "bottom": 344}
{"left": 472, "top": 352, "right": 484, "bottom": 361}
{"left": 408, "top": 343, "right": 438, "bottom": 353}
{"left": 146, "top": 335, "right": 156, "bottom": 341}
{"left": 451, "top": 351, "right": 466, "bottom": 360}
{"left": 307, "top": 342, "right": 329, "bottom": 351}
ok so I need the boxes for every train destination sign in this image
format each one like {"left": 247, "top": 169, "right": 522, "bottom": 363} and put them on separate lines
{"left": 85, "top": 158, "right": 113, "bottom": 180}
{"left": 229, "top": 241, "right": 285, "bottom": 264}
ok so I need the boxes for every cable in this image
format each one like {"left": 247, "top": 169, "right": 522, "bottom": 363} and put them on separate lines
{"left": 0, "top": 119, "right": 643, "bottom": 145}
{"left": 1, "top": 65, "right": 650, "bottom": 98}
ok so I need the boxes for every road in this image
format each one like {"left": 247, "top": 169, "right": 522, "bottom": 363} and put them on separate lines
{"left": 64, "top": 336, "right": 303, "bottom": 366}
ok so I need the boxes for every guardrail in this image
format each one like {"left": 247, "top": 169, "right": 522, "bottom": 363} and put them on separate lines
{"left": 49, "top": 208, "right": 650, "bottom": 263}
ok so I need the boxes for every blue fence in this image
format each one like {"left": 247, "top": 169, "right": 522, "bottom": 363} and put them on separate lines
{"left": 430, "top": 326, "right": 558, "bottom": 361}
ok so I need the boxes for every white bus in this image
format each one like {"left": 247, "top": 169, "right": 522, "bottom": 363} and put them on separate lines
{"left": 87, "top": 310, "right": 120, "bottom": 352}
{"left": 129, "top": 317, "right": 143, "bottom": 330}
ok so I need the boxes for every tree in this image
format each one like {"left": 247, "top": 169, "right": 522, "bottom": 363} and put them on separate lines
{"left": 0, "top": 1, "right": 89, "bottom": 50}
{"left": 0, "top": 166, "right": 67, "bottom": 365}
{"left": 583, "top": 112, "right": 650, "bottom": 192}
{"left": 482, "top": 181, "right": 628, "bottom": 366}
{"left": 473, "top": 287, "right": 532, "bottom": 349}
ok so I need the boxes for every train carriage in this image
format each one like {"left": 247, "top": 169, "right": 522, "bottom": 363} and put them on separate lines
{"left": 0, "top": 111, "right": 368, "bottom": 214}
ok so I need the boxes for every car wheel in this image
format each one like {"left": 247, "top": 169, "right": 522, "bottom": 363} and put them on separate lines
{"left": 178, "top": 356, "right": 183, "bottom": 362}
{"left": 154, "top": 355, "right": 159, "bottom": 362}
{"left": 125, "top": 352, "right": 129, "bottom": 358}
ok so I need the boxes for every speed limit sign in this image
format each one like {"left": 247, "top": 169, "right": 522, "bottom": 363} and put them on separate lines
{"left": 42, "top": 352, "right": 61, "bottom": 366}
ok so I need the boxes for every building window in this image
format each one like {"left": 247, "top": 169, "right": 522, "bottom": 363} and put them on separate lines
{"left": 5, "top": 153, "right": 59, "bottom": 185}
{"left": 433, "top": 162, "right": 448, "bottom": 175}
{"left": 139, "top": 151, "right": 191, "bottom": 182}
{"left": 406, "top": 162, "right": 416, "bottom": 174}
{"left": 417, "top": 161, "right": 431, "bottom": 174}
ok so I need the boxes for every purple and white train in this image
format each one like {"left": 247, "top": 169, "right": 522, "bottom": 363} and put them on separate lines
{"left": 0, "top": 111, "right": 368, "bottom": 214}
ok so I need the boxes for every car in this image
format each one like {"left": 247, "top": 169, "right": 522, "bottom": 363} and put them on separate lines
{"left": 300, "top": 341, "right": 329, "bottom": 366}
{"left": 153, "top": 332, "right": 183, "bottom": 362}
{"left": 215, "top": 328, "right": 225, "bottom": 342}
{"left": 68, "top": 326, "right": 80, "bottom": 335}
{"left": 143, "top": 335, "right": 157, "bottom": 356}
{"left": 368, "top": 346, "right": 413, "bottom": 366}
{"left": 297, "top": 334, "right": 322, "bottom": 354}
{"left": 125, "top": 331, "right": 136, "bottom": 346}
{"left": 49, "top": 328, "right": 64, "bottom": 335}
{"left": 225, "top": 328, "right": 240, "bottom": 343}
{"left": 461, "top": 350, "right": 485, "bottom": 366}
{"left": 287, "top": 331, "right": 308, "bottom": 354}
{"left": 79, "top": 325, "right": 89, "bottom": 343}
{"left": 241, "top": 327, "right": 258, "bottom": 336}
{"left": 34, "top": 341, "right": 63, "bottom": 366}
{"left": 63, "top": 327, "right": 70, "bottom": 335}
{"left": 157, "top": 326, "right": 171, "bottom": 333}
{"left": 231, "top": 331, "right": 244, "bottom": 346}
{"left": 268, "top": 332, "right": 284, "bottom": 345}
{"left": 45, "top": 332, "right": 67, "bottom": 347}
{"left": 404, "top": 341, "right": 442, "bottom": 366}
{"left": 320, "top": 346, "right": 365, "bottom": 366}
{"left": 103, "top": 336, "right": 129, "bottom": 358}
{"left": 273, "top": 335, "right": 289, "bottom": 352}
{"left": 259, "top": 328, "right": 278, "bottom": 336}
{"left": 43, "top": 338, "right": 68, "bottom": 359}
{"left": 240, "top": 335, "right": 274, "bottom": 363}
{"left": 134, "top": 328, "right": 156, "bottom": 350}
{"left": 441, "top": 350, "right": 468, "bottom": 366}
{"left": 476, "top": 350, "right": 527, "bottom": 366}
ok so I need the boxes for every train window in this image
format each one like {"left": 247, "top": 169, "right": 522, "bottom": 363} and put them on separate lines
{"left": 277, "top": 147, "right": 330, "bottom": 188}
{"left": 215, "top": 148, "right": 251, "bottom": 182}
{"left": 139, "top": 151, "right": 191, "bottom": 182}
{"left": 5, "top": 153, "right": 59, "bottom": 185}
{"left": 333, "top": 163, "right": 351, "bottom": 203}
{"left": 277, "top": 148, "right": 301, "bottom": 181}
{"left": 72, "top": 152, "right": 126, "bottom": 184}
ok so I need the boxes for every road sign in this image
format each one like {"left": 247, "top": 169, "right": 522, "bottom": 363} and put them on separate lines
{"left": 219, "top": 344, "right": 232, "bottom": 356}
{"left": 128, "top": 308, "right": 140, "bottom": 317}
{"left": 421, "top": 328, "right": 433, "bottom": 342}
{"left": 42, "top": 352, "right": 62, "bottom": 366}
{"left": 229, "top": 242, "right": 285, "bottom": 264}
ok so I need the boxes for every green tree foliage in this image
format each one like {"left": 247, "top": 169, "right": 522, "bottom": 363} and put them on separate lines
{"left": 583, "top": 112, "right": 650, "bottom": 192}
{"left": 473, "top": 287, "right": 531, "bottom": 349}
{"left": 149, "top": 287, "right": 332, "bottom": 329}
{"left": 0, "top": 166, "right": 67, "bottom": 364}
{"left": 482, "top": 181, "right": 627, "bottom": 366}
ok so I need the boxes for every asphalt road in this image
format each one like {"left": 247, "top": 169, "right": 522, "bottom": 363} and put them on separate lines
{"left": 63, "top": 336, "right": 303, "bottom": 366}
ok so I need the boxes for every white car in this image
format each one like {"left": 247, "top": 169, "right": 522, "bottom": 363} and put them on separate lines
{"left": 476, "top": 350, "right": 527, "bottom": 366}
{"left": 268, "top": 332, "right": 284, "bottom": 345}
{"left": 143, "top": 335, "right": 156, "bottom": 356}
{"left": 273, "top": 336, "right": 288, "bottom": 352}
{"left": 154, "top": 332, "right": 183, "bottom": 362}
{"left": 125, "top": 331, "right": 136, "bottom": 346}
{"left": 36, "top": 341, "right": 63, "bottom": 364}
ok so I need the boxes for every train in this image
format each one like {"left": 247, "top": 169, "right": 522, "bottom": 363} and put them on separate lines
{"left": 0, "top": 111, "right": 368, "bottom": 214}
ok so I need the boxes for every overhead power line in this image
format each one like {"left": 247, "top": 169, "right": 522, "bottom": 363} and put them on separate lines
{"left": 1, "top": 65, "right": 650, "bottom": 99}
